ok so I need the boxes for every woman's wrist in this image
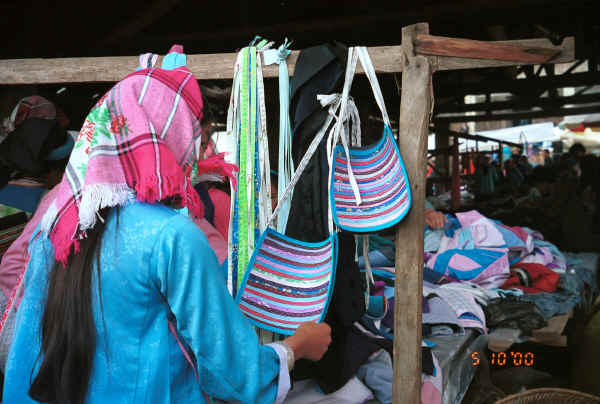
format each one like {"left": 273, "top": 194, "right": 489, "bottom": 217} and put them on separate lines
{"left": 282, "top": 335, "right": 303, "bottom": 361}
{"left": 274, "top": 340, "right": 296, "bottom": 372}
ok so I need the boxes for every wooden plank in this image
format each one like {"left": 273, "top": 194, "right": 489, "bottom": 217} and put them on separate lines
{"left": 436, "top": 93, "right": 600, "bottom": 114}
{"left": 394, "top": 22, "right": 431, "bottom": 404}
{"left": 437, "top": 69, "right": 598, "bottom": 99}
{"left": 432, "top": 36, "right": 575, "bottom": 71}
{"left": 435, "top": 104, "right": 600, "bottom": 124}
{"left": 0, "top": 37, "right": 574, "bottom": 85}
{"left": 416, "top": 34, "right": 561, "bottom": 64}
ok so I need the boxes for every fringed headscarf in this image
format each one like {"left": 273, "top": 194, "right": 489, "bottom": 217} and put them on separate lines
{"left": 41, "top": 48, "right": 209, "bottom": 265}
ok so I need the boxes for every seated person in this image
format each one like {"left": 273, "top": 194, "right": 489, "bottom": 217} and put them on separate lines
{"left": 425, "top": 199, "right": 446, "bottom": 230}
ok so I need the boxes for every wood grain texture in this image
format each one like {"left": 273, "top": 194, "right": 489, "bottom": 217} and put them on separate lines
{"left": 417, "top": 34, "right": 561, "bottom": 64}
{"left": 0, "top": 47, "right": 399, "bottom": 84}
{"left": 0, "top": 37, "right": 573, "bottom": 84}
{"left": 394, "top": 22, "right": 431, "bottom": 404}
{"left": 432, "top": 36, "right": 574, "bottom": 71}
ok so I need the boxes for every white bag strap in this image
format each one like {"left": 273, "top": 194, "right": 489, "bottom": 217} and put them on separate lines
{"left": 330, "top": 48, "right": 362, "bottom": 206}
{"left": 356, "top": 47, "right": 391, "bottom": 128}
{"left": 267, "top": 94, "right": 346, "bottom": 235}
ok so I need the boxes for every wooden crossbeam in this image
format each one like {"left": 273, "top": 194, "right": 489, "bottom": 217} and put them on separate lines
{"left": 99, "top": 0, "right": 184, "bottom": 45}
{"left": 433, "top": 127, "right": 523, "bottom": 147}
{"left": 434, "top": 104, "right": 600, "bottom": 123}
{"left": 436, "top": 93, "right": 600, "bottom": 114}
{"left": 437, "top": 70, "right": 600, "bottom": 97}
{"left": 0, "top": 37, "right": 574, "bottom": 85}
{"left": 416, "top": 34, "right": 561, "bottom": 64}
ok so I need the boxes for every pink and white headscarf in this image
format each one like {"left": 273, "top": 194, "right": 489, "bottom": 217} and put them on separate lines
{"left": 41, "top": 52, "right": 208, "bottom": 265}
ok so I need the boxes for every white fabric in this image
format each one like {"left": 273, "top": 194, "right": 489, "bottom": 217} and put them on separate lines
{"left": 266, "top": 343, "right": 292, "bottom": 404}
{"left": 284, "top": 377, "right": 374, "bottom": 404}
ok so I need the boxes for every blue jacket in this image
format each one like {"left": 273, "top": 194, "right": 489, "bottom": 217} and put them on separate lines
{"left": 3, "top": 202, "right": 282, "bottom": 403}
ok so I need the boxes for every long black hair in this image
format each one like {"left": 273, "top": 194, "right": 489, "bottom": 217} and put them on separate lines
{"left": 28, "top": 209, "right": 110, "bottom": 404}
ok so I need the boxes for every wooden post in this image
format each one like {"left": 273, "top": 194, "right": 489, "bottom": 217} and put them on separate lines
{"left": 451, "top": 135, "right": 461, "bottom": 211}
{"left": 394, "top": 22, "right": 432, "bottom": 404}
{"left": 435, "top": 130, "right": 450, "bottom": 193}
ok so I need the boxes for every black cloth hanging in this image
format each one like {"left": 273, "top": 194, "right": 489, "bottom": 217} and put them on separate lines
{"left": 286, "top": 43, "right": 347, "bottom": 242}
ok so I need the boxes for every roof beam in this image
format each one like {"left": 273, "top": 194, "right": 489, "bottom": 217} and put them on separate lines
{"left": 436, "top": 93, "right": 600, "bottom": 114}
{"left": 415, "top": 34, "right": 561, "bottom": 64}
{"left": 99, "top": 0, "right": 183, "bottom": 45}
{"left": 434, "top": 105, "right": 600, "bottom": 123}
{"left": 436, "top": 70, "right": 600, "bottom": 97}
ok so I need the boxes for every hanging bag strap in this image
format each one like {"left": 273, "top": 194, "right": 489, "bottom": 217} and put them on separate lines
{"left": 267, "top": 44, "right": 364, "bottom": 235}
{"left": 266, "top": 94, "right": 344, "bottom": 234}
{"left": 331, "top": 47, "right": 393, "bottom": 208}
{"left": 356, "top": 47, "right": 391, "bottom": 128}
{"left": 264, "top": 40, "right": 295, "bottom": 233}
{"left": 330, "top": 48, "right": 361, "bottom": 206}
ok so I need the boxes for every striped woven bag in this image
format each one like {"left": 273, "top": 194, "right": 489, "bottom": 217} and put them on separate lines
{"left": 234, "top": 92, "right": 356, "bottom": 335}
{"left": 330, "top": 47, "right": 412, "bottom": 233}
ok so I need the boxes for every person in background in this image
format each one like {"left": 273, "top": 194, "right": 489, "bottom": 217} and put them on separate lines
{"left": 425, "top": 199, "right": 446, "bottom": 229}
{"left": 569, "top": 142, "right": 586, "bottom": 162}
{"left": 0, "top": 143, "right": 71, "bottom": 312}
{"left": 543, "top": 149, "right": 553, "bottom": 167}
{"left": 504, "top": 157, "right": 525, "bottom": 193}
{"left": 517, "top": 155, "right": 533, "bottom": 177}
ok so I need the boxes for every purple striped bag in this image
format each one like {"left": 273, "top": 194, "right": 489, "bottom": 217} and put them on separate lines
{"left": 330, "top": 47, "right": 412, "bottom": 233}
{"left": 234, "top": 93, "right": 348, "bottom": 335}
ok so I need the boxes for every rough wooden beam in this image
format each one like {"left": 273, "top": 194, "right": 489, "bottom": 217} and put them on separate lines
{"left": 431, "top": 36, "right": 574, "bottom": 71}
{"left": 0, "top": 37, "right": 574, "bottom": 85}
{"left": 433, "top": 127, "right": 523, "bottom": 147}
{"left": 416, "top": 34, "right": 561, "bottom": 64}
{"left": 435, "top": 105, "right": 600, "bottom": 123}
{"left": 394, "top": 22, "right": 431, "bottom": 404}
{"left": 99, "top": 0, "right": 183, "bottom": 45}
{"left": 437, "top": 70, "right": 599, "bottom": 98}
{"left": 436, "top": 93, "right": 600, "bottom": 114}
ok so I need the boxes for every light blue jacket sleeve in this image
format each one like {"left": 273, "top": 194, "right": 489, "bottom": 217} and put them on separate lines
{"left": 425, "top": 199, "right": 434, "bottom": 211}
{"left": 151, "top": 215, "right": 285, "bottom": 404}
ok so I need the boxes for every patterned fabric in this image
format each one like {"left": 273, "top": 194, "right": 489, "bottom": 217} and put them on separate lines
{"left": 426, "top": 248, "right": 509, "bottom": 288}
{"left": 236, "top": 228, "right": 337, "bottom": 335}
{"left": 227, "top": 43, "right": 273, "bottom": 296}
{"left": 331, "top": 125, "right": 411, "bottom": 232}
{"left": 40, "top": 45, "right": 206, "bottom": 265}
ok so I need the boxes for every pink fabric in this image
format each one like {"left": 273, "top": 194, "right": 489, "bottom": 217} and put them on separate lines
{"left": 42, "top": 46, "right": 209, "bottom": 265}
{"left": 421, "top": 346, "right": 442, "bottom": 404}
{"left": 193, "top": 218, "right": 227, "bottom": 265}
{"left": 0, "top": 187, "right": 58, "bottom": 300}
{"left": 455, "top": 210, "right": 505, "bottom": 248}
{"left": 208, "top": 188, "right": 231, "bottom": 240}
{"left": 521, "top": 246, "right": 553, "bottom": 266}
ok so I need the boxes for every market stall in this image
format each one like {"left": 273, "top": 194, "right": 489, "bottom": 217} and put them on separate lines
{"left": 0, "top": 22, "right": 578, "bottom": 404}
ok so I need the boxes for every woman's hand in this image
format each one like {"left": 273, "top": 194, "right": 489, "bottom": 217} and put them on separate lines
{"left": 284, "top": 322, "right": 332, "bottom": 362}
{"left": 425, "top": 209, "right": 447, "bottom": 229}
